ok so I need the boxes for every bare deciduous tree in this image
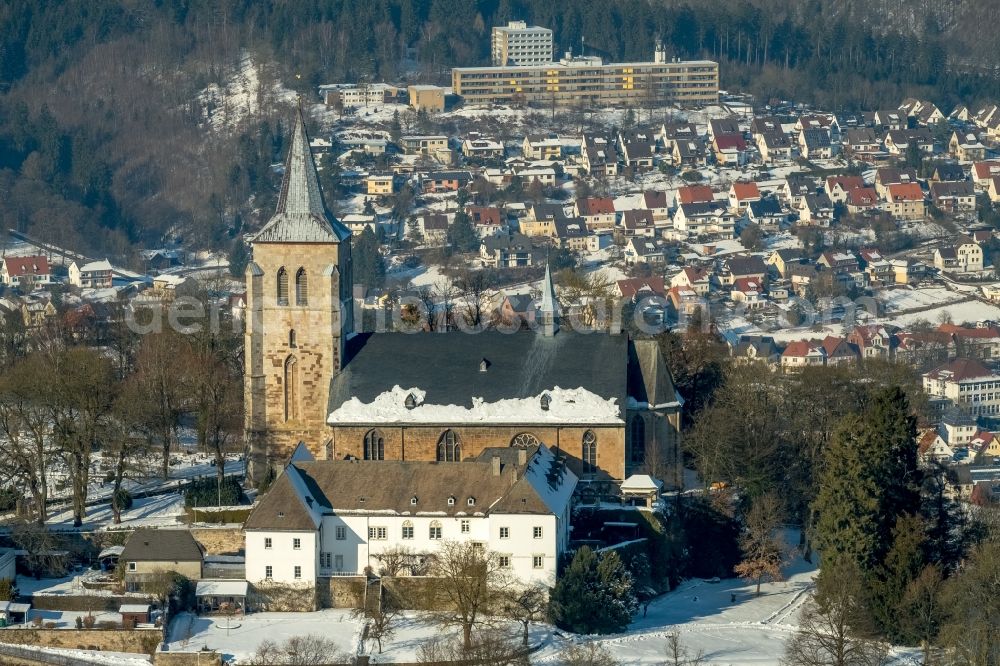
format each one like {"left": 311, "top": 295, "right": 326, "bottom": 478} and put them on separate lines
{"left": 733, "top": 492, "right": 786, "bottom": 596}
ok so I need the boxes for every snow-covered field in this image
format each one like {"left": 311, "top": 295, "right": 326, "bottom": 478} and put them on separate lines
{"left": 0, "top": 645, "right": 151, "bottom": 666}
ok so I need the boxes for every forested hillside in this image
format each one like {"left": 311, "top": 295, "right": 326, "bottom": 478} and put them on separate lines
{"left": 1, "top": 0, "right": 999, "bottom": 261}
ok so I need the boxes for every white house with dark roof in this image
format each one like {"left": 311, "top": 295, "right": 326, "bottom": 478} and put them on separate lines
{"left": 243, "top": 445, "right": 576, "bottom": 588}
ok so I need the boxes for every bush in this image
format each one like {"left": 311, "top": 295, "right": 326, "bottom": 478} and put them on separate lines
{"left": 184, "top": 476, "right": 245, "bottom": 508}
{"left": 96, "top": 621, "right": 117, "bottom": 630}
{"left": 75, "top": 616, "right": 83, "bottom": 629}
{"left": 0, "top": 578, "right": 15, "bottom": 601}
{"left": 0, "top": 487, "right": 18, "bottom": 512}
{"left": 43, "top": 621, "right": 57, "bottom": 629}
{"left": 82, "top": 615, "right": 96, "bottom": 629}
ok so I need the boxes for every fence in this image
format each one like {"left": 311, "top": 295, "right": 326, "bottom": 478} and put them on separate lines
{"left": 0, "top": 642, "right": 118, "bottom": 666}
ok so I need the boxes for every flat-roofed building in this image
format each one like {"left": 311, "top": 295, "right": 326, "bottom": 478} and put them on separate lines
{"left": 491, "top": 21, "right": 553, "bottom": 66}
{"left": 453, "top": 52, "right": 718, "bottom": 108}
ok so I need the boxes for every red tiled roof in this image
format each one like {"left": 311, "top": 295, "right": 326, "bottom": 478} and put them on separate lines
{"left": 848, "top": 187, "right": 879, "bottom": 206}
{"left": 886, "top": 182, "right": 924, "bottom": 202}
{"left": 826, "top": 175, "right": 865, "bottom": 191}
{"left": 938, "top": 324, "right": 1000, "bottom": 339}
{"left": 677, "top": 185, "right": 715, "bottom": 205}
{"left": 3, "top": 255, "right": 50, "bottom": 277}
{"left": 577, "top": 197, "right": 615, "bottom": 216}
{"left": 715, "top": 134, "right": 747, "bottom": 151}
{"left": 616, "top": 277, "right": 666, "bottom": 300}
{"left": 782, "top": 340, "right": 815, "bottom": 357}
{"left": 731, "top": 182, "right": 761, "bottom": 201}
{"left": 926, "top": 357, "right": 993, "bottom": 382}
{"left": 973, "top": 161, "right": 1000, "bottom": 179}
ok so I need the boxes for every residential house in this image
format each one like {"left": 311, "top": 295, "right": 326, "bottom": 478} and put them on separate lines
{"left": 798, "top": 128, "right": 833, "bottom": 159}
{"left": 821, "top": 335, "right": 858, "bottom": 365}
{"left": 461, "top": 135, "right": 504, "bottom": 159}
{"left": 616, "top": 277, "right": 666, "bottom": 303}
{"left": 895, "top": 330, "right": 953, "bottom": 367}
{"left": 1, "top": 255, "right": 50, "bottom": 288}
{"left": 796, "top": 192, "right": 835, "bottom": 226}
{"left": 729, "top": 181, "right": 762, "bottom": 212}
{"left": 643, "top": 191, "right": 671, "bottom": 228}
{"left": 670, "top": 266, "right": 711, "bottom": 296}
{"left": 365, "top": 173, "right": 396, "bottom": 195}
{"left": 401, "top": 135, "right": 449, "bottom": 158}
{"left": 885, "top": 128, "right": 935, "bottom": 155}
{"left": 718, "top": 255, "right": 767, "bottom": 287}
{"left": 846, "top": 187, "right": 880, "bottom": 214}
{"left": 932, "top": 179, "right": 978, "bottom": 213}
{"left": 746, "top": 197, "right": 786, "bottom": 231}
{"left": 713, "top": 134, "right": 748, "bottom": 166}
{"left": 621, "top": 209, "right": 656, "bottom": 238}
{"left": 673, "top": 202, "right": 735, "bottom": 239}
{"left": 575, "top": 197, "right": 617, "bottom": 231}
{"left": 818, "top": 250, "right": 860, "bottom": 275}
{"left": 554, "top": 218, "right": 589, "bottom": 251}
{"left": 874, "top": 109, "right": 906, "bottom": 130}
{"left": 417, "top": 213, "right": 450, "bottom": 245}
{"left": 931, "top": 163, "right": 967, "bottom": 183}
{"left": 987, "top": 177, "right": 1000, "bottom": 204}
{"left": 499, "top": 293, "right": 537, "bottom": 327}
{"left": 930, "top": 181, "right": 977, "bottom": 213}
{"left": 522, "top": 134, "right": 564, "bottom": 160}
{"left": 973, "top": 161, "right": 1000, "bottom": 190}
{"left": 783, "top": 175, "right": 819, "bottom": 201}
{"left": 767, "top": 248, "right": 803, "bottom": 278}
{"left": 68, "top": 259, "right": 114, "bottom": 289}
{"left": 883, "top": 183, "right": 926, "bottom": 220}
{"left": 918, "top": 429, "right": 955, "bottom": 465}
{"left": 619, "top": 137, "right": 656, "bottom": 171}
{"left": 624, "top": 237, "right": 670, "bottom": 265}
{"left": 933, "top": 236, "right": 984, "bottom": 273}
{"left": 899, "top": 99, "right": 945, "bottom": 126}
{"left": 421, "top": 170, "right": 471, "bottom": 193}
{"left": 671, "top": 138, "right": 707, "bottom": 167}
{"left": 858, "top": 248, "right": 893, "bottom": 285}
{"left": 825, "top": 176, "right": 866, "bottom": 204}
{"left": 468, "top": 206, "right": 505, "bottom": 238}
{"left": 480, "top": 232, "right": 540, "bottom": 268}
{"left": 874, "top": 167, "right": 919, "bottom": 198}
{"left": 731, "top": 335, "right": 781, "bottom": 365}
{"left": 708, "top": 118, "right": 741, "bottom": 141}
{"left": 676, "top": 185, "right": 715, "bottom": 205}
{"left": 781, "top": 340, "right": 827, "bottom": 371}
{"left": 243, "top": 447, "right": 576, "bottom": 588}
{"left": 847, "top": 325, "right": 897, "bottom": 360}
{"left": 121, "top": 528, "right": 203, "bottom": 592}
{"left": 667, "top": 285, "right": 706, "bottom": 319}
{"left": 20, "top": 298, "right": 56, "bottom": 329}
{"left": 730, "top": 277, "right": 766, "bottom": 309}
{"left": 582, "top": 140, "right": 620, "bottom": 177}
{"left": 950, "top": 132, "right": 987, "bottom": 162}
{"left": 756, "top": 131, "right": 793, "bottom": 163}
{"left": 843, "top": 127, "right": 883, "bottom": 161}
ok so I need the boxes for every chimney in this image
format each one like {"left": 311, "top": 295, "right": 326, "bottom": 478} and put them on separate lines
{"left": 491, "top": 455, "right": 502, "bottom": 477}
{"left": 517, "top": 447, "right": 527, "bottom": 467}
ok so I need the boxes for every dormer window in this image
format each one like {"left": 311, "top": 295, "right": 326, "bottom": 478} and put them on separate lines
{"left": 411, "top": 496, "right": 418, "bottom": 505}
{"left": 540, "top": 393, "right": 551, "bottom": 411}
{"left": 479, "top": 358, "right": 489, "bottom": 372}
{"left": 467, "top": 497, "right": 475, "bottom": 506}
{"left": 405, "top": 393, "right": 417, "bottom": 410}
{"left": 447, "top": 496, "right": 456, "bottom": 506}
{"left": 277, "top": 512, "right": 284, "bottom": 518}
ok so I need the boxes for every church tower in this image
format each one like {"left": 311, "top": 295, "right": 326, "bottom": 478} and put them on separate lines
{"left": 244, "top": 106, "right": 353, "bottom": 479}
{"left": 539, "top": 262, "right": 559, "bottom": 337}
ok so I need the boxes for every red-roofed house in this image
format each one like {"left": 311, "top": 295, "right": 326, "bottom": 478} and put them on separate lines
{"left": 1, "top": 255, "right": 50, "bottom": 289}
{"left": 781, "top": 340, "right": 826, "bottom": 371}
{"left": 676, "top": 185, "right": 715, "bottom": 205}
{"left": 713, "top": 134, "right": 748, "bottom": 166}
{"left": 574, "top": 198, "right": 616, "bottom": 230}
{"left": 884, "top": 183, "right": 925, "bottom": 220}
{"left": 730, "top": 277, "right": 766, "bottom": 309}
{"left": 820, "top": 336, "right": 858, "bottom": 365}
{"left": 937, "top": 324, "right": 1000, "bottom": 358}
{"left": 846, "top": 187, "right": 880, "bottom": 214}
{"left": 917, "top": 429, "right": 953, "bottom": 465}
{"left": 825, "top": 176, "right": 866, "bottom": 203}
{"left": 847, "top": 325, "right": 896, "bottom": 360}
{"left": 669, "top": 266, "right": 711, "bottom": 296}
{"left": 972, "top": 161, "right": 1000, "bottom": 190}
{"left": 468, "top": 206, "right": 505, "bottom": 237}
{"left": 615, "top": 277, "right": 666, "bottom": 302}
{"left": 728, "top": 182, "right": 762, "bottom": 211}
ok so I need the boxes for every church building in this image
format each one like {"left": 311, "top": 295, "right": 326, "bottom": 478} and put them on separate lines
{"left": 244, "top": 109, "right": 683, "bottom": 491}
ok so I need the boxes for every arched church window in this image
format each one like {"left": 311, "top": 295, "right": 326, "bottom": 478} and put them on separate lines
{"left": 436, "top": 430, "right": 461, "bottom": 462}
{"left": 364, "top": 429, "right": 385, "bottom": 461}
{"left": 295, "top": 268, "right": 308, "bottom": 306}
{"left": 510, "top": 433, "right": 540, "bottom": 448}
{"left": 629, "top": 416, "right": 646, "bottom": 465}
{"left": 277, "top": 267, "right": 289, "bottom": 305}
{"left": 582, "top": 430, "right": 598, "bottom": 475}
{"left": 284, "top": 355, "right": 298, "bottom": 421}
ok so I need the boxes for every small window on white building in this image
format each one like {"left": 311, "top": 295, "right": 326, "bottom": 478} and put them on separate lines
{"left": 429, "top": 521, "right": 443, "bottom": 540}
{"left": 321, "top": 553, "right": 331, "bottom": 568}
{"left": 533, "top": 526, "right": 543, "bottom": 539}
{"left": 499, "top": 555, "right": 511, "bottom": 569}
{"left": 336, "top": 526, "right": 346, "bottom": 540}
{"left": 128, "top": 562, "right": 136, "bottom": 571}
{"left": 264, "top": 537, "right": 272, "bottom": 549}
{"left": 334, "top": 554, "right": 344, "bottom": 571}
{"left": 293, "top": 538, "right": 301, "bottom": 550}
{"left": 461, "top": 519, "right": 470, "bottom": 533}
{"left": 402, "top": 521, "right": 414, "bottom": 540}
{"left": 369, "top": 526, "right": 387, "bottom": 540}
{"left": 533, "top": 555, "right": 544, "bottom": 569}
{"left": 499, "top": 527, "right": 510, "bottom": 539}
{"left": 265, "top": 566, "right": 273, "bottom": 579}
{"left": 294, "top": 566, "right": 302, "bottom": 579}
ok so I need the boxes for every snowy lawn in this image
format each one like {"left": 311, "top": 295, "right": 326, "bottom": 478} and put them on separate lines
{"left": 164, "top": 610, "right": 363, "bottom": 663}
{"left": 45, "top": 493, "right": 186, "bottom": 531}
{"left": 0, "top": 645, "right": 151, "bottom": 665}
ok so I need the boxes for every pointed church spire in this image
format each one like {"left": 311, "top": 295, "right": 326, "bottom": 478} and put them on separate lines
{"left": 252, "top": 106, "right": 351, "bottom": 243}
{"left": 540, "top": 261, "right": 559, "bottom": 337}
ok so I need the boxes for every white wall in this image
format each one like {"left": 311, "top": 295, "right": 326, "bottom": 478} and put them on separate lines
{"left": 245, "top": 530, "right": 317, "bottom": 585}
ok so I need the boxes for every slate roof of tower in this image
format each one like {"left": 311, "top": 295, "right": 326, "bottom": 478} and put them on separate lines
{"left": 328, "top": 331, "right": 629, "bottom": 418}
{"left": 252, "top": 106, "right": 351, "bottom": 244}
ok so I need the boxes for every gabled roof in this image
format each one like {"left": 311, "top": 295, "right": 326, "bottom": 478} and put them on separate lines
{"left": 677, "top": 185, "right": 715, "bottom": 205}
{"left": 725, "top": 255, "right": 767, "bottom": 276}
{"left": 121, "top": 529, "right": 203, "bottom": 562}
{"left": 783, "top": 340, "right": 821, "bottom": 358}
{"left": 616, "top": 277, "right": 666, "bottom": 300}
{"left": 731, "top": 181, "right": 761, "bottom": 201}
{"left": 577, "top": 197, "right": 616, "bottom": 216}
{"left": 714, "top": 134, "right": 747, "bottom": 151}
{"left": 930, "top": 181, "right": 974, "bottom": 198}
{"left": 4, "top": 255, "right": 50, "bottom": 277}
{"left": 926, "top": 358, "right": 994, "bottom": 382}
{"left": 643, "top": 190, "right": 668, "bottom": 209}
{"left": 253, "top": 107, "right": 351, "bottom": 244}
{"left": 886, "top": 183, "right": 924, "bottom": 202}
{"left": 847, "top": 187, "right": 879, "bottom": 206}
